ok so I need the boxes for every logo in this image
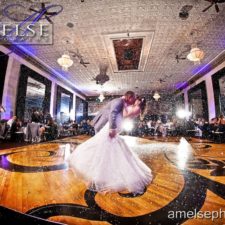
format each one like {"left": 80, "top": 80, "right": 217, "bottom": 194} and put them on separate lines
{"left": 0, "top": 3, "right": 63, "bottom": 45}
{"left": 0, "top": 22, "right": 53, "bottom": 45}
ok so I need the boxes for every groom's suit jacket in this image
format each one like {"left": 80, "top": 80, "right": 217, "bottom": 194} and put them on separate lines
{"left": 92, "top": 97, "right": 124, "bottom": 133}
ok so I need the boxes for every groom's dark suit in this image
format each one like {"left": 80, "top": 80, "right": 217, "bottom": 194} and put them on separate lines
{"left": 92, "top": 97, "right": 124, "bottom": 133}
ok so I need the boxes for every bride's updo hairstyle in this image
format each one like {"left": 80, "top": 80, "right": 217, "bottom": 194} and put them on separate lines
{"left": 136, "top": 96, "right": 146, "bottom": 114}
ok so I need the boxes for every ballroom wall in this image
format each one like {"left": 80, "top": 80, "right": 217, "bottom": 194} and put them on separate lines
{"left": 0, "top": 45, "right": 84, "bottom": 120}
{"left": 0, "top": 51, "right": 8, "bottom": 105}
{"left": 178, "top": 58, "right": 225, "bottom": 120}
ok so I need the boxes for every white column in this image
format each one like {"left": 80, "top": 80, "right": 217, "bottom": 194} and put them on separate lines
{"left": 2, "top": 56, "right": 21, "bottom": 119}
{"left": 50, "top": 81, "right": 56, "bottom": 118}
{"left": 205, "top": 76, "right": 216, "bottom": 120}
{"left": 70, "top": 93, "right": 76, "bottom": 121}
{"left": 183, "top": 89, "right": 189, "bottom": 110}
{"left": 183, "top": 89, "right": 190, "bottom": 120}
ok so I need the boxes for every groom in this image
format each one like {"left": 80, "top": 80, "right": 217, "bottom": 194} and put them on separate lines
{"left": 92, "top": 91, "right": 136, "bottom": 138}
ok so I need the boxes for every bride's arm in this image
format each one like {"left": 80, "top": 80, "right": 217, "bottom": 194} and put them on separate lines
{"left": 123, "top": 106, "right": 141, "bottom": 118}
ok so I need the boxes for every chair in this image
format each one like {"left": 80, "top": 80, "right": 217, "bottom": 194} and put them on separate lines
{"left": 26, "top": 123, "right": 40, "bottom": 143}
{"left": 15, "top": 131, "right": 24, "bottom": 142}
{"left": 212, "top": 131, "right": 224, "bottom": 143}
{"left": 0, "top": 122, "right": 11, "bottom": 141}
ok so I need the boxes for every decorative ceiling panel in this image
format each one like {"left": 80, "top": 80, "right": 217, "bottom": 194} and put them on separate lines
{"left": 113, "top": 38, "right": 143, "bottom": 71}
{"left": 104, "top": 31, "right": 154, "bottom": 73}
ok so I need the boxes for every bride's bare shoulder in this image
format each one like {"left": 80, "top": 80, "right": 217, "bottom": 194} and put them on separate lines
{"left": 123, "top": 105, "right": 140, "bottom": 118}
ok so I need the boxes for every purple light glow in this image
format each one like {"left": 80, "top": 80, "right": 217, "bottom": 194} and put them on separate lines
{"left": 191, "top": 63, "right": 212, "bottom": 76}
{"left": 2, "top": 95, "right": 13, "bottom": 120}
{"left": 53, "top": 68, "right": 70, "bottom": 78}
{"left": 1, "top": 156, "right": 9, "bottom": 168}
{"left": 175, "top": 81, "right": 188, "bottom": 90}
{"left": 19, "top": 44, "right": 37, "bottom": 54}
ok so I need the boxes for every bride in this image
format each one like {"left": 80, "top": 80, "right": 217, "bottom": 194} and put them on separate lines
{"left": 69, "top": 97, "right": 152, "bottom": 194}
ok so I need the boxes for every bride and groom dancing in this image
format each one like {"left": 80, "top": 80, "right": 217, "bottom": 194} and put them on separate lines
{"left": 70, "top": 91, "right": 152, "bottom": 194}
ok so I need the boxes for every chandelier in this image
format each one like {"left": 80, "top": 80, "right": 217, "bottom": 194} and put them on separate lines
{"left": 187, "top": 47, "right": 204, "bottom": 64}
{"left": 57, "top": 52, "right": 73, "bottom": 71}
{"left": 153, "top": 91, "right": 160, "bottom": 101}
{"left": 98, "top": 93, "right": 105, "bottom": 102}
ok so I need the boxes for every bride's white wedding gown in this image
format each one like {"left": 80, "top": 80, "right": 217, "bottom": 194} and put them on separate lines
{"left": 69, "top": 113, "right": 152, "bottom": 193}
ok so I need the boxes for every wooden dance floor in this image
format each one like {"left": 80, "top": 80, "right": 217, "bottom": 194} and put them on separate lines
{"left": 0, "top": 135, "right": 225, "bottom": 225}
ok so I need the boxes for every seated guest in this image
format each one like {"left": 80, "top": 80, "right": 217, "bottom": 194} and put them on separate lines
{"left": 209, "top": 117, "right": 217, "bottom": 127}
{"left": 213, "top": 117, "right": 220, "bottom": 131}
{"left": 39, "top": 111, "right": 44, "bottom": 124}
{"left": 45, "top": 118, "right": 58, "bottom": 140}
{"left": 198, "top": 119, "right": 209, "bottom": 139}
{"left": 10, "top": 118, "right": 21, "bottom": 141}
{"left": 87, "top": 120, "right": 95, "bottom": 136}
{"left": 147, "top": 120, "right": 154, "bottom": 136}
{"left": 195, "top": 118, "right": 202, "bottom": 126}
{"left": 39, "top": 126, "right": 45, "bottom": 140}
{"left": 155, "top": 120, "right": 164, "bottom": 136}
{"left": 44, "top": 111, "right": 52, "bottom": 124}
{"left": 70, "top": 120, "right": 78, "bottom": 129}
{"left": 82, "top": 120, "right": 89, "bottom": 134}
{"left": 218, "top": 115, "right": 225, "bottom": 124}
{"left": 0, "top": 122, "right": 8, "bottom": 139}
{"left": 78, "top": 120, "right": 88, "bottom": 134}
{"left": 0, "top": 105, "right": 6, "bottom": 121}
{"left": 164, "top": 119, "right": 174, "bottom": 136}
{"left": 186, "top": 119, "right": 196, "bottom": 130}
{"left": 2, "top": 116, "right": 17, "bottom": 140}
{"left": 207, "top": 117, "right": 220, "bottom": 139}
{"left": 7, "top": 116, "right": 17, "bottom": 128}
{"left": 68, "top": 120, "right": 79, "bottom": 135}
{"left": 33, "top": 110, "right": 46, "bottom": 139}
{"left": 165, "top": 119, "right": 173, "bottom": 129}
{"left": 218, "top": 115, "right": 225, "bottom": 132}
{"left": 31, "top": 110, "right": 41, "bottom": 123}
{"left": 142, "top": 121, "right": 149, "bottom": 136}
{"left": 26, "top": 110, "right": 42, "bottom": 142}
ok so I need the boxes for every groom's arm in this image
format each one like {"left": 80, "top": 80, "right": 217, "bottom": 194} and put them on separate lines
{"left": 109, "top": 98, "right": 123, "bottom": 130}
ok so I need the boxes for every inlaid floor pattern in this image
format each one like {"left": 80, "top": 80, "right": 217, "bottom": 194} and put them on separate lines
{"left": 0, "top": 135, "right": 224, "bottom": 225}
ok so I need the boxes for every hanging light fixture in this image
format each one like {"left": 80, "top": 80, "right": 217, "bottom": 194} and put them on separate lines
{"left": 98, "top": 93, "right": 105, "bottom": 102}
{"left": 57, "top": 52, "right": 73, "bottom": 71}
{"left": 153, "top": 91, "right": 160, "bottom": 101}
{"left": 187, "top": 47, "right": 204, "bottom": 64}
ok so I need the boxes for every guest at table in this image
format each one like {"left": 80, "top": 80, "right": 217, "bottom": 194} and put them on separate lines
{"left": 218, "top": 115, "right": 225, "bottom": 132}
{"left": 7, "top": 116, "right": 17, "bottom": 128}
{"left": 45, "top": 118, "right": 58, "bottom": 140}
{"left": 10, "top": 118, "right": 21, "bottom": 141}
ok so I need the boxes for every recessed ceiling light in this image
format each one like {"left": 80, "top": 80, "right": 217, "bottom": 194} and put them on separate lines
{"left": 67, "top": 22, "right": 74, "bottom": 28}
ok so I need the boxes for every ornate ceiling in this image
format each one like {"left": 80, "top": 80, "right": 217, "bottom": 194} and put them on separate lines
{"left": 1, "top": 0, "right": 225, "bottom": 97}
